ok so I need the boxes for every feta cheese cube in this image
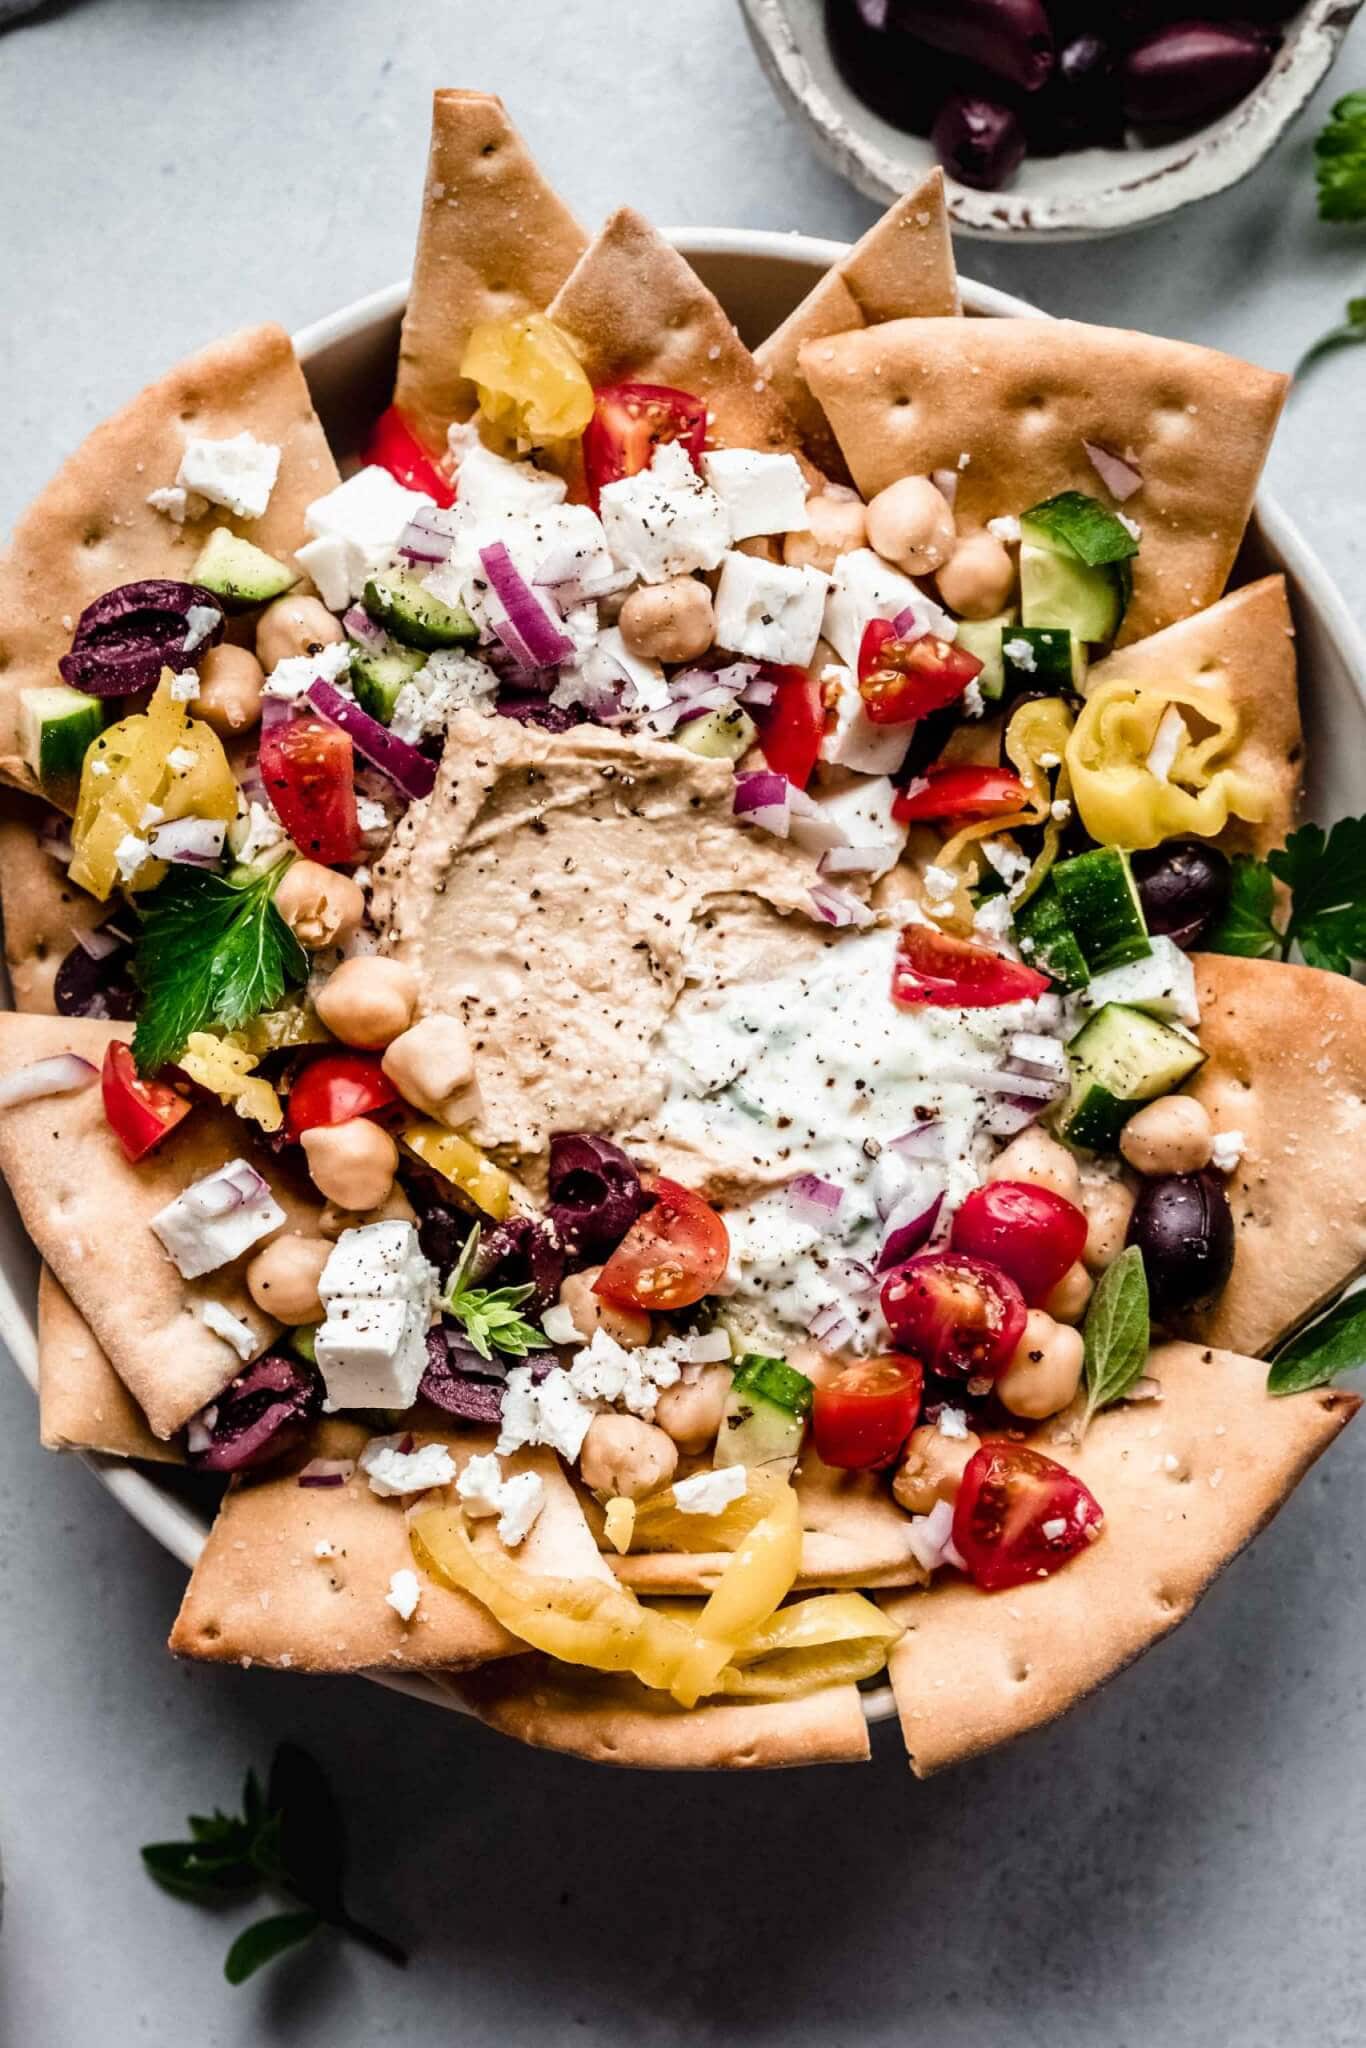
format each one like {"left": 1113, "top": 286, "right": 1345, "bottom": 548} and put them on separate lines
{"left": 359, "top": 1435, "right": 456, "bottom": 1497}
{"left": 701, "top": 450, "right": 808, "bottom": 541}
{"left": 294, "top": 534, "right": 354, "bottom": 612}
{"left": 320, "top": 1220, "right": 434, "bottom": 1302}
{"left": 151, "top": 1161, "right": 286, "bottom": 1280}
{"left": 822, "top": 548, "right": 952, "bottom": 670}
{"left": 176, "top": 432, "right": 281, "bottom": 521}
{"left": 712, "top": 553, "right": 828, "bottom": 668}
{"left": 304, "top": 466, "right": 435, "bottom": 602}
{"left": 183, "top": 605, "right": 220, "bottom": 654}
{"left": 1083, "top": 935, "right": 1200, "bottom": 1028}
{"left": 672, "top": 1464, "right": 748, "bottom": 1515}
{"left": 385, "top": 1568, "right": 421, "bottom": 1621}
{"left": 599, "top": 440, "right": 730, "bottom": 583}
{"left": 809, "top": 775, "right": 907, "bottom": 879}
{"left": 818, "top": 662, "right": 909, "bottom": 776}
{"left": 200, "top": 1301, "right": 258, "bottom": 1361}
{"left": 263, "top": 638, "right": 353, "bottom": 704}
{"left": 314, "top": 1222, "right": 438, "bottom": 1411}
{"left": 448, "top": 427, "right": 567, "bottom": 518}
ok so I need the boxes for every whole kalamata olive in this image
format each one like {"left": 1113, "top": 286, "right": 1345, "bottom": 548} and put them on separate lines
{"left": 1122, "top": 21, "right": 1272, "bottom": 129}
{"left": 1028, "top": 33, "right": 1124, "bottom": 155}
{"left": 827, "top": 3, "right": 978, "bottom": 135}
{"left": 53, "top": 937, "right": 138, "bottom": 1020}
{"left": 933, "top": 93, "right": 1028, "bottom": 189}
{"left": 1127, "top": 1169, "right": 1235, "bottom": 1318}
{"left": 1131, "top": 838, "right": 1232, "bottom": 950}
{"left": 896, "top": 0, "right": 1054, "bottom": 92}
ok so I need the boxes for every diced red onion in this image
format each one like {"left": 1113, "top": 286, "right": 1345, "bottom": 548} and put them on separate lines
{"left": 342, "top": 604, "right": 387, "bottom": 651}
{"left": 670, "top": 661, "right": 758, "bottom": 706}
{"left": 787, "top": 1172, "right": 845, "bottom": 1230}
{"left": 1008, "top": 1032, "right": 1069, "bottom": 1083}
{"left": 931, "top": 468, "right": 959, "bottom": 507}
{"left": 740, "top": 670, "right": 777, "bottom": 708}
{"left": 397, "top": 506, "right": 455, "bottom": 565}
{"left": 983, "top": 1097, "right": 1045, "bottom": 1138}
{"left": 907, "top": 1496, "right": 958, "bottom": 1573}
{"left": 534, "top": 545, "right": 631, "bottom": 605}
{"left": 819, "top": 844, "right": 895, "bottom": 877}
{"left": 889, "top": 1121, "right": 946, "bottom": 1161}
{"left": 258, "top": 698, "right": 294, "bottom": 736}
{"left": 809, "top": 881, "right": 875, "bottom": 929}
{"left": 298, "top": 1457, "right": 356, "bottom": 1488}
{"left": 938, "top": 1062, "right": 1063, "bottom": 1100}
{"left": 878, "top": 1188, "right": 946, "bottom": 1271}
{"left": 891, "top": 604, "right": 928, "bottom": 641}
{"left": 808, "top": 1302, "right": 854, "bottom": 1350}
{"left": 189, "top": 1159, "right": 271, "bottom": 1219}
{"left": 147, "top": 816, "right": 226, "bottom": 867}
{"left": 733, "top": 770, "right": 792, "bottom": 837}
{"left": 38, "top": 815, "right": 74, "bottom": 865}
{"left": 307, "top": 677, "right": 436, "bottom": 802}
{"left": 0, "top": 1053, "right": 98, "bottom": 1109}
{"left": 480, "top": 542, "right": 575, "bottom": 669}
{"left": 831, "top": 1255, "right": 877, "bottom": 1299}
{"left": 72, "top": 925, "right": 123, "bottom": 962}
{"left": 1082, "top": 440, "right": 1142, "bottom": 503}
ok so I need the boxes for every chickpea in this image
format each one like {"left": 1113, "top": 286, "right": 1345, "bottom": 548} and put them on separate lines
{"left": 255, "top": 593, "right": 345, "bottom": 673}
{"left": 382, "top": 1014, "right": 479, "bottom": 1127}
{"left": 189, "top": 644, "right": 265, "bottom": 738}
{"left": 273, "top": 860, "right": 366, "bottom": 951}
{"left": 995, "top": 1309, "right": 1085, "bottom": 1420}
{"left": 987, "top": 1126, "right": 1082, "bottom": 1207}
{"left": 654, "top": 1363, "right": 732, "bottom": 1456}
{"left": 557, "top": 1265, "right": 651, "bottom": 1349}
{"left": 314, "top": 956, "right": 419, "bottom": 1050}
{"left": 245, "top": 1233, "right": 332, "bottom": 1324}
{"left": 1081, "top": 1175, "right": 1136, "bottom": 1274}
{"left": 1044, "top": 1260, "right": 1093, "bottom": 1325}
{"left": 579, "top": 1413, "right": 678, "bottom": 1501}
{"left": 935, "top": 531, "right": 1016, "bottom": 621}
{"left": 300, "top": 1117, "right": 398, "bottom": 1211}
{"left": 1119, "top": 1095, "right": 1214, "bottom": 1177}
{"left": 618, "top": 576, "right": 715, "bottom": 665}
{"left": 865, "top": 476, "right": 956, "bottom": 577}
{"left": 784, "top": 490, "right": 867, "bottom": 574}
{"left": 318, "top": 1184, "right": 415, "bottom": 1239}
{"left": 893, "top": 1420, "right": 982, "bottom": 1516}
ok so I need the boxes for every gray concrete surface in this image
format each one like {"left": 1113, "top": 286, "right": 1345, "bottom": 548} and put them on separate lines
{"left": 2, "top": 3, "right": 1366, "bottom": 2041}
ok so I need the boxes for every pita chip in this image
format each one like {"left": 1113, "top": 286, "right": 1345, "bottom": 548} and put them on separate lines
{"left": 0, "top": 792, "right": 107, "bottom": 1013}
{"left": 798, "top": 316, "right": 1288, "bottom": 644}
{"left": 394, "top": 90, "right": 588, "bottom": 453}
{"left": 37, "top": 1266, "right": 180, "bottom": 1463}
{"left": 0, "top": 324, "right": 339, "bottom": 800}
{"left": 757, "top": 172, "right": 959, "bottom": 477}
{"left": 0, "top": 1012, "right": 323, "bottom": 1438}
{"left": 885, "top": 1341, "right": 1357, "bottom": 1776}
{"left": 1179, "top": 954, "right": 1366, "bottom": 1358}
{"left": 1084, "top": 575, "right": 1303, "bottom": 856}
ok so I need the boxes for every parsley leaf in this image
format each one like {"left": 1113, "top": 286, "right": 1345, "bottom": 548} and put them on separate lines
{"left": 443, "top": 1224, "right": 549, "bottom": 1360}
{"left": 132, "top": 862, "right": 307, "bottom": 1076}
{"left": 1204, "top": 816, "right": 1366, "bottom": 977}
{"left": 1204, "top": 855, "right": 1279, "bottom": 958}
{"left": 1081, "top": 1246, "right": 1150, "bottom": 1432}
{"left": 1297, "top": 295, "right": 1366, "bottom": 377}
{"left": 224, "top": 1911, "right": 322, "bottom": 1987}
{"left": 1268, "top": 1290, "right": 1366, "bottom": 1397}
{"left": 1316, "top": 92, "right": 1366, "bottom": 222}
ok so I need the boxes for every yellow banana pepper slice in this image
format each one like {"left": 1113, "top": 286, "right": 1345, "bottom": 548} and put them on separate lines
{"left": 725, "top": 1590, "right": 903, "bottom": 1668}
{"left": 177, "top": 1032, "right": 283, "bottom": 1132}
{"left": 935, "top": 696, "right": 1076, "bottom": 915}
{"left": 460, "top": 313, "right": 594, "bottom": 452}
{"left": 1065, "top": 676, "right": 1268, "bottom": 850}
{"left": 401, "top": 1122, "right": 512, "bottom": 1221}
{"left": 602, "top": 1498, "right": 636, "bottom": 1556}
{"left": 669, "top": 1482, "right": 802, "bottom": 1706}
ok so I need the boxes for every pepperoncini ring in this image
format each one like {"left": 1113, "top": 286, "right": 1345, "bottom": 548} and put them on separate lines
{"left": 1066, "top": 675, "right": 1269, "bottom": 850}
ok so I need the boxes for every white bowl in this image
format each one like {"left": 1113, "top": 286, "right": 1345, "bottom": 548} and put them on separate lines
{"left": 740, "top": 0, "right": 1364, "bottom": 240}
{"left": 4, "top": 233, "right": 1364, "bottom": 1736}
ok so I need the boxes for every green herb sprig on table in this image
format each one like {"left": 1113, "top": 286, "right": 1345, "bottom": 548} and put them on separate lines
{"left": 132, "top": 860, "right": 307, "bottom": 1076}
{"left": 1268, "top": 1292, "right": 1366, "bottom": 1397}
{"left": 1205, "top": 815, "right": 1366, "bottom": 974}
{"left": 141, "top": 1743, "right": 406, "bottom": 1985}
{"left": 1315, "top": 92, "right": 1366, "bottom": 223}
{"left": 443, "top": 1223, "right": 550, "bottom": 1361}
{"left": 1080, "top": 1245, "right": 1150, "bottom": 1434}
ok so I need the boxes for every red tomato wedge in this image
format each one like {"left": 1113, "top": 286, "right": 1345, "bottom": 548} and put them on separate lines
{"left": 950, "top": 1181, "right": 1089, "bottom": 1306}
{"left": 594, "top": 1177, "right": 729, "bottom": 1312}
{"left": 812, "top": 1355, "right": 924, "bottom": 1470}
{"left": 880, "top": 1252, "right": 1026, "bottom": 1381}
{"left": 285, "top": 1053, "right": 399, "bottom": 1141}
{"left": 362, "top": 405, "right": 456, "bottom": 507}
{"left": 258, "top": 718, "right": 362, "bottom": 868}
{"left": 893, "top": 926, "right": 1051, "bottom": 1009}
{"left": 751, "top": 663, "right": 824, "bottom": 789}
{"left": 952, "top": 1442, "right": 1104, "bottom": 1591}
{"left": 102, "top": 1041, "right": 191, "bottom": 1161}
{"left": 857, "top": 618, "right": 982, "bottom": 726}
{"left": 582, "top": 384, "right": 708, "bottom": 508}
{"left": 893, "top": 764, "right": 1027, "bottom": 824}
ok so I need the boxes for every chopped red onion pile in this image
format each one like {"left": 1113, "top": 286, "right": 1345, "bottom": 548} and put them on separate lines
{"left": 397, "top": 506, "right": 455, "bottom": 566}
{"left": 808, "top": 1300, "right": 855, "bottom": 1350}
{"left": 481, "top": 542, "right": 576, "bottom": 670}
{"left": 809, "top": 881, "right": 875, "bottom": 929}
{"left": 0, "top": 1053, "right": 98, "bottom": 1109}
{"left": 307, "top": 677, "right": 436, "bottom": 802}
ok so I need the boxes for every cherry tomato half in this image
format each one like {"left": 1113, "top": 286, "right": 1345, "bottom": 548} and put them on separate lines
{"left": 258, "top": 717, "right": 362, "bottom": 868}
{"left": 751, "top": 663, "right": 824, "bottom": 789}
{"left": 285, "top": 1053, "right": 399, "bottom": 1141}
{"left": 582, "top": 383, "right": 708, "bottom": 508}
{"left": 892, "top": 926, "right": 1051, "bottom": 1009}
{"left": 893, "top": 764, "right": 1027, "bottom": 825}
{"left": 857, "top": 618, "right": 982, "bottom": 726}
{"left": 812, "top": 1355, "right": 924, "bottom": 1470}
{"left": 951, "top": 1180, "right": 1089, "bottom": 1306}
{"left": 880, "top": 1252, "right": 1026, "bottom": 1381}
{"left": 952, "top": 1441, "right": 1104, "bottom": 1591}
{"left": 362, "top": 405, "right": 456, "bottom": 507}
{"left": 594, "top": 1177, "right": 729, "bottom": 1311}
{"left": 101, "top": 1040, "right": 191, "bottom": 1161}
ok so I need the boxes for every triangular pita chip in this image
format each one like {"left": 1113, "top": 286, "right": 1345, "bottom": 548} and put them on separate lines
{"left": 1179, "top": 954, "right": 1366, "bottom": 1357}
{"left": 169, "top": 1421, "right": 603, "bottom": 1674}
{"left": 446, "top": 1656, "right": 870, "bottom": 1769}
{"left": 0, "top": 324, "right": 339, "bottom": 799}
{"left": 38, "top": 1266, "right": 180, "bottom": 1463}
{"left": 884, "top": 1341, "right": 1357, "bottom": 1776}
{"left": 0, "top": 791, "right": 106, "bottom": 1013}
{"left": 798, "top": 316, "right": 1288, "bottom": 644}
{"left": 0, "top": 1012, "right": 323, "bottom": 1438}
{"left": 393, "top": 90, "right": 588, "bottom": 454}
{"left": 756, "top": 172, "right": 958, "bottom": 478}
{"left": 1085, "top": 576, "right": 1302, "bottom": 857}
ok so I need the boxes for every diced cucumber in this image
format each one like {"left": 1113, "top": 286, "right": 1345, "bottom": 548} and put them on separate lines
{"left": 364, "top": 570, "right": 477, "bottom": 652}
{"left": 1019, "top": 539, "right": 1123, "bottom": 646}
{"left": 1051, "top": 847, "right": 1151, "bottom": 975}
{"left": 953, "top": 610, "right": 1016, "bottom": 702}
{"left": 288, "top": 1323, "right": 318, "bottom": 1360}
{"left": 192, "top": 527, "right": 298, "bottom": 609}
{"left": 1056, "top": 1002, "right": 1206, "bottom": 1151}
{"left": 676, "top": 705, "right": 757, "bottom": 761}
{"left": 1013, "top": 881, "right": 1090, "bottom": 992}
{"left": 1001, "top": 625, "right": 1086, "bottom": 696}
{"left": 350, "top": 641, "right": 426, "bottom": 725}
{"left": 19, "top": 685, "right": 105, "bottom": 794}
{"left": 1083, "top": 934, "right": 1200, "bottom": 1027}
{"left": 714, "top": 1353, "right": 812, "bottom": 1471}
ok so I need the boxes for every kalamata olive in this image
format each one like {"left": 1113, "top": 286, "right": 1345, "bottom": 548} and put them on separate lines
{"left": 933, "top": 93, "right": 1028, "bottom": 189}
{"left": 827, "top": 3, "right": 971, "bottom": 136}
{"left": 53, "top": 937, "right": 138, "bottom": 1020}
{"left": 1131, "top": 838, "right": 1232, "bottom": 950}
{"left": 1126, "top": 1169, "right": 1235, "bottom": 1318}
{"left": 1028, "top": 33, "right": 1124, "bottom": 154}
{"left": 186, "top": 1354, "right": 324, "bottom": 1473}
{"left": 59, "top": 579, "right": 225, "bottom": 698}
{"left": 895, "top": 0, "right": 1054, "bottom": 93}
{"left": 1122, "top": 21, "right": 1272, "bottom": 129}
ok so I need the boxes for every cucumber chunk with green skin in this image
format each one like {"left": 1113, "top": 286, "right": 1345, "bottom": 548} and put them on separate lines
{"left": 363, "top": 571, "right": 478, "bottom": 652}
{"left": 288, "top": 1324, "right": 318, "bottom": 1362}
{"left": 714, "top": 1353, "right": 812, "bottom": 1471}
{"left": 350, "top": 642, "right": 426, "bottom": 725}
{"left": 1013, "top": 881, "right": 1090, "bottom": 992}
{"left": 1051, "top": 847, "right": 1151, "bottom": 975}
{"left": 192, "top": 528, "right": 298, "bottom": 610}
{"left": 1019, "top": 540, "right": 1123, "bottom": 645}
{"left": 953, "top": 611, "right": 1016, "bottom": 701}
{"left": 1001, "top": 625, "right": 1087, "bottom": 696}
{"left": 676, "top": 705, "right": 757, "bottom": 761}
{"left": 1056, "top": 1002, "right": 1206, "bottom": 1151}
{"left": 19, "top": 685, "right": 105, "bottom": 794}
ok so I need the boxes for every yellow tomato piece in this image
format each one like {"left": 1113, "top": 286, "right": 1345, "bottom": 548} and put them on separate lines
{"left": 460, "top": 313, "right": 594, "bottom": 451}
{"left": 69, "top": 668, "right": 235, "bottom": 899}
{"left": 178, "top": 1032, "right": 283, "bottom": 1132}
{"left": 401, "top": 1122, "right": 511, "bottom": 1221}
{"left": 602, "top": 1497, "right": 636, "bottom": 1557}
{"left": 1066, "top": 676, "right": 1269, "bottom": 851}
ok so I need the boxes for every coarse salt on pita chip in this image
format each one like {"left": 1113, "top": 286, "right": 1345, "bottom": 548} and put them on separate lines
{"left": 0, "top": 792, "right": 107, "bottom": 1014}
{"left": 0, "top": 1012, "right": 322, "bottom": 1439}
{"left": 445, "top": 1656, "right": 870, "bottom": 1769}
{"left": 394, "top": 90, "right": 588, "bottom": 455}
{"left": 1178, "top": 954, "right": 1366, "bottom": 1359}
{"left": 798, "top": 316, "right": 1288, "bottom": 645}
{"left": 0, "top": 324, "right": 338, "bottom": 802}
{"left": 38, "top": 1266, "right": 181, "bottom": 1464}
{"left": 883, "top": 1341, "right": 1357, "bottom": 1776}
{"left": 756, "top": 171, "right": 959, "bottom": 479}
{"left": 1084, "top": 575, "right": 1302, "bottom": 857}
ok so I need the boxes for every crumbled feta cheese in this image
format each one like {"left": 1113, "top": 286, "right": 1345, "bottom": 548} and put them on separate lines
{"left": 494, "top": 1470, "right": 546, "bottom": 1548}
{"left": 183, "top": 605, "right": 220, "bottom": 655}
{"left": 1040, "top": 1516, "right": 1068, "bottom": 1541}
{"left": 385, "top": 1568, "right": 421, "bottom": 1621}
{"left": 294, "top": 534, "right": 354, "bottom": 612}
{"left": 1050, "top": 798, "right": 1072, "bottom": 824}
{"left": 599, "top": 441, "right": 730, "bottom": 583}
{"left": 113, "top": 832, "right": 149, "bottom": 883}
{"left": 147, "top": 484, "right": 207, "bottom": 524}
{"left": 566, "top": 1328, "right": 685, "bottom": 1420}
{"left": 304, "top": 466, "right": 435, "bottom": 602}
{"left": 168, "top": 669, "right": 201, "bottom": 702}
{"left": 986, "top": 515, "right": 1021, "bottom": 545}
{"left": 138, "top": 803, "right": 165, "bottom": 831}
{"left": 937, "top": 1406, "right": 968, "bottom": 1439}
{"left": 811, "top": 775, "right": 907, "bottom": 879}
{"left": 360, "top": 1435, "right": 455, "bottom": 1498}
{"left": 1003, "top": 635, "right": 1037, "bottom": 674}
{"left": 315, "top": 1223, "right": 439, "bottom": 1411}
{"left": 176, "top": 432, "right": 281, "bottom": 521}
{"left": 672, "top": 1464, "right": 748, "bottom": 1515}
{"left": 167, "top": 747, "right": 198, "bottom": 774}
{"left": 151, "top": 1162, "right": 286, "bottom": 1280}
{"left": 961, "top": 679, "right": 985, "bottom": 720}
{"left": 1210, "top": 1129, "right": 1245, "bottom": 1172}
{"left": 1145, "top": 704, "right": 1188, "bottom": 784}
{"left": 700, "top": 449, "right": 808, "bottom": 541}
{"left": 972, "top": 894, "right": 1012, "bottom": 944}
{"left": 356, "top": 797, "right": 391, "bottom": 836}
{"left": 263, "top": 638, "right": 352, "bottom": 703}
{"left": 200, "top": 1301, "right": 257, "bottom": 1361}
{"left": 496, "top": 1365, "right": 595, "bottom": 1462}
{"left": 313, "top": 1539, "right": 336, "bottom": 1560}
{"left": 389, "top": 648, "right": 498, "bottom": 745}
{"left": 922, "top": 864, "right": 958, "bottom": 902}
{"left": 1084, "top": 935, "right": 1200, "bottom": 1028}
{"left": 228, "top": 799, "right": 287, "bottom": 868}
{"left": 455, "top": 1451, "right": 506, "bottom": 1519}
{"left": 822, "top": 548, "right": 952, "bottom": 670}
{"left": 712, "top": 553, "right": 828, "bottom": 668}
{"left": 818, "top": 662, "right": 909, "bottom": 776}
